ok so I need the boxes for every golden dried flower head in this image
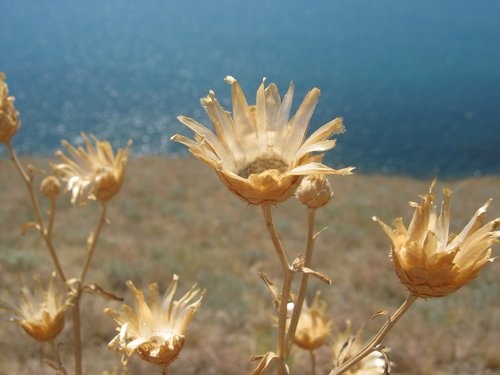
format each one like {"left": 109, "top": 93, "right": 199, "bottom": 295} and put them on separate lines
{"left": 332, "top": 320, "right": 390, "bottom": 375}
{"left": 40, "top": 176, "right": 61, "bottom": 199}
{"left": 0, "top": 273, "right": 71, "bottom": 342}
{"left": 51, "top": 133, "right": 132, "bottom": 206}
{"left": 172, "top": 76, "right": 353, "bottom": 205}
{"left": 374, "top": 180, "right": 499, "bottom": 298}
{"left": 294, "top": 292, "right": 332, "bottom": 351}
{"left": 0, "top": 72, "right": 21, "bottom": 144}
{"left": 296, "top": 174, "right": 333, "bottom": 208}
{"left": 105, "top": 275, "right": 204, "bottom": 367}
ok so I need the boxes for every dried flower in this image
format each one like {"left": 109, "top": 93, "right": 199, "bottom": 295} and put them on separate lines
{"left": 296, "top": 174, "right": 333, "bottom": 208}
{"left": 172, "top": 76, "right": 353, "bottom": 205}
{"left": 105, "top": 275, "right": 204, "bottom": 367}
{"left": 333, "top": 321, "right": 389, "bottom": 375}
{"left": 0, "top": 273, "right": 71, "bottom": 342}
{"left": 40, "top": 176, "right": 61, "bottom": 199}
{"left": 51, "top": 133, "right": 131, "bottom": 206}
{"left": 374, "top": 180, "right": 499, "bottom": 298}
{"left": 294, "top": 292, "right": 332, "bottom": 351}
{"left": 0, "top": 72, "right": 21, "bottom": 144}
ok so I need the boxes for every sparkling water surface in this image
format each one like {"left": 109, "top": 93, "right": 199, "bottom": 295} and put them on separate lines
{"left": 1, "top": 0, "right": 500, "bottom": 177}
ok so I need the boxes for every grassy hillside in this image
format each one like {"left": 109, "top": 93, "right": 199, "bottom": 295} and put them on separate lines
{"left": 0, "top": 157, "right": 499, "bottom": 374}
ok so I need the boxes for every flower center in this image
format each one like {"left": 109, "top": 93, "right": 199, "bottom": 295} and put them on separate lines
{"left": 238, "top": 158, "right": 288, "bottom": 178}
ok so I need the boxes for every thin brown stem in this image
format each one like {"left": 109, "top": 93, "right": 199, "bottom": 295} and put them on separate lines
{"left": 49, "top": 340, "right": 68, "bottom": 375}
{"left": 309, "top": 350, "right": 316, "bottom": 375}
{"left": 5, "top": 142, "right": 67, "bottom": 282}
{"left": 329, "top": 293, "right": 418, "bottom": 375}
{"left": 286, "top": 208, "right": 316, "bottom": 353}
{"left": 72, "top": 202, "right": 108, "bottom": 375}
{"left": 262, "top": 205, "right": 292, "bottom": 375}
{"left": 72, "top": 297, "right": 82, "bottom": 375}
{"left": 262, "top": 206, "right": 290, "bottom": 271}
{"left": 80, "top": 202, "right": 108, "bottom": 282}
{"left": 47, "top": 198, "right": 57, "bottom": 238}
{"left": 161, "top": 364, "right": 169, "bottom": 375}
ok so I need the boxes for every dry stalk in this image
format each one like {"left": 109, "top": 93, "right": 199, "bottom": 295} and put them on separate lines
{"left": 5, "top": 142, "right": 67, "bottom": 282}
{"left": 286, "top": 207, "right": 317, "bottom": 353}
{"left": 49, "top": 340, "right": 68, "bottom": 375}
{"left": 72, "top": 202, "right": 108, "bottom": 375}
{"left": 329, "top": 293, "right": 417, "bottom": 375}
{"left": 262, "top": 205, "right": 294, "bottom": 375}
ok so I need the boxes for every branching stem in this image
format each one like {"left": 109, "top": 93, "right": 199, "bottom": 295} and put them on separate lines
{"left": 309, "top": 350, "right": 316, "bottom": 375}
{"left": 72, "top": 202, "right": 108, "bottom": 375}
{"left": 286, "top": 208, "right": 317, "bottom": 353}
{"left": 5, "top": 142, "right": 67, "bottom": 281}
{"left": 80, "top": 203, "right": 108, "bottom": 282}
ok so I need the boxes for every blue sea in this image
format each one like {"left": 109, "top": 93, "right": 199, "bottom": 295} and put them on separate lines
{"left": 1, "top": 0, "right": 499, "bottom": 177}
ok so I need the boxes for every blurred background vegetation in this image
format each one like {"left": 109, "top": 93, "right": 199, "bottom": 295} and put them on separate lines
{"left": 0, "top": 157, "right": 498, "bottom": 374}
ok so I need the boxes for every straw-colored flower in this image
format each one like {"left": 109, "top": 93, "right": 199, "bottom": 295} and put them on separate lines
{"left": 0, "top": 72, "right": 21, "bottom": 144}
{"left": 374, "top": 181, "right": 499, "bottom": 298}
{"left": 105, "top": 275, "right": 204, "bottom": 367}
{"left": 0, "top": 273, "right": 72, "bottom": 342}
{"left": 332, "top": 321, "right": 389, "bottom": 375}
{"left": 172, "top": 76, "right": 353, "bottom": 205}
{"left": 294, "top": 292, "right": 332, "bottom": 351}
{"left": 51, "top": 133, "right": 132, "bottom": 206}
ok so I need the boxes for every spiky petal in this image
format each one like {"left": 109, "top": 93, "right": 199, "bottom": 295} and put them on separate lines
{"left": 51, "top": 133, "right": 132, "bottom": 207}
{"left": 105, "top": 275, "right": 204, "bottom": 367}
{"left": 374, "top": 181, "right": 499, "bottom": 298}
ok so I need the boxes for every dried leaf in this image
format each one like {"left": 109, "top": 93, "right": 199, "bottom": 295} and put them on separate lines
{"left": 372, "top": 310, "right": 391, "bottom": 322}
{"left": 291, "top": 255, "right": 305, "bottom": 271}
{"left": 249, "top": 352, "right": 278, "bottom": 375}
{"left": 337, "top": 336, "right": 356, "bottom": 366}
{"left": 313, "top": 226, "right": 328, "bottom": 240}
{"left": 300, "top": 267, "right": 332, "bottom": 285}
{"left": 21, "top": 222, "right": 40, "bottom": 235}
{"left": 82, "top": 283, "right": 124, "bottom": 301}
{"left": 258, "top": 272, "right": 280, "bottom": 310}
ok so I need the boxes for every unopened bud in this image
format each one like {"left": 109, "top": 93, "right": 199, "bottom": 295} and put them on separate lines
{"left": 296, "top": 175, "right": 333, "bottom": 208}
{"left": 40, "top": 176, "right": 61, "bottom": 199}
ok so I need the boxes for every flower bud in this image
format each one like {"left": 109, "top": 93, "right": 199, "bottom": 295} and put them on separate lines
{"left": 40, "top": 176, "right": 61, "bottom": 199}
{"left": 296, "top": 175, "right": 333, "bottom": 208}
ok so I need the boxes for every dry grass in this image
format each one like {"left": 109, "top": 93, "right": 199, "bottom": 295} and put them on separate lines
{"left": 0, "top": 156, "right": 499, "bottom": 374}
